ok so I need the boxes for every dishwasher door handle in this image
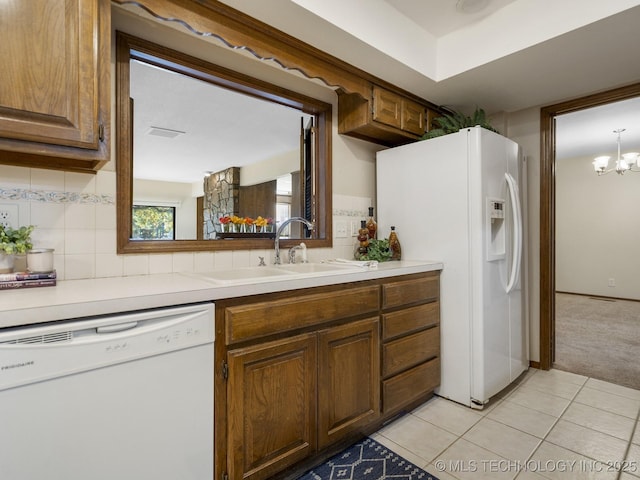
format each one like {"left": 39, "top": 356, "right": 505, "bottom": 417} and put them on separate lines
{"left": 96, "top": 321, "right": 139, "bottom": 334}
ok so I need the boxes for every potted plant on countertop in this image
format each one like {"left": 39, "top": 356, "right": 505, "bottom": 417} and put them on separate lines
{"left": 0, "top": 225, "right": 34, "bottom": 273}
{"left": 355, "top": 238, "right": 393, "bottom": 262}
{"left": 422, "top": 107, "right": 499, "bottom": 140}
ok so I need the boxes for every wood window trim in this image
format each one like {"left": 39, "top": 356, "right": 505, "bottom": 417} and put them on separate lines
{"left": 115, "top": 31, "right": 333, "bottom": 253}
{"left": 539, "top": 82, "right": 640, "bottom": 370}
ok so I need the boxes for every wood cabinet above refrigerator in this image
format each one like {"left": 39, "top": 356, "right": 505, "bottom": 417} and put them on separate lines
{"left": 338, "top": 84, "right": 439, "bottom": 147}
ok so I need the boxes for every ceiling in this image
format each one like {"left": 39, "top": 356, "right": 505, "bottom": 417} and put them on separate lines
{"left": 122, "top": 0, "right": 640, "bottom": 182}
{"left": 130, "top": 60, "right": 312, "bottom": 183}
{"left": 218, "top": 0, "right": 640, "bottom": 160}
{"left": 386, "top": 0, "right": 518, "bottom": 38}
{"left": 219, "top": 0, "right": 640, "bottom": 111}
{"left": 556, "top": 97, "right": 640, "bottom": 160}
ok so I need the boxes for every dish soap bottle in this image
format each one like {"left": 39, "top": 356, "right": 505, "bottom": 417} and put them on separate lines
{"left": 366, "top": 207, "right": 377, "bottom": 240}
{"left": 388, "top": 226, "right": 401, "bottom": 261}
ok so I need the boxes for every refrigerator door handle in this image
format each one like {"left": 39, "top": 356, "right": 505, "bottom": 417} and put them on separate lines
{"left": 505, "top": 172, "right": 522, "bottom": 293}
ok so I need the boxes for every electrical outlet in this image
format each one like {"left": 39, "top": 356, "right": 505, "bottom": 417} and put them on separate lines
{"left": 608, "top": 278, "right": 616, "bottom": 287}
{"left": 0, "top": 203, "right": 19, "bottom": 229}
{"left": 351, "top": 221, "right": 359, "bottom": 237}
{"left": 335, "top": 221, "right": 348, "bottom": 238}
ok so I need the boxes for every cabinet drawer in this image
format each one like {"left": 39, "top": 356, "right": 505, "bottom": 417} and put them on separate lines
{"left": 225, "top": 285, "right": 380, "bottom": 344}
{"left": 382, "top": 326, "right": 439, "bottom": 378}
{"left": 382, "top": 358, "right": 440, "bottom": 415}
{"left": 382, "top": 274, "right": 439, "bottom": 309}
{"left": 382, "top": 303, "right": 439, "bottom": 341}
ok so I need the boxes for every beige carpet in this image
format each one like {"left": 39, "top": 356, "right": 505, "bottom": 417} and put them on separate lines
{"left": 554, "top": 292, "right": 640, "bottom": 390}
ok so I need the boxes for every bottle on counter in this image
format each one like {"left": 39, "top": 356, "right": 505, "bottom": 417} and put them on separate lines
{"left": 388, "top": 226, "right": 401, "bottom": 261}
{"left": 356, "top": 220, "right": 370, "bottom": 258}
{"left": 366, "top": 207, "right": 377, "bottom": 240}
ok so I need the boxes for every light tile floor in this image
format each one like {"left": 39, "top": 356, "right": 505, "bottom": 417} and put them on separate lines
{"left": 372, "top": 368, "right": 640, "bottom": 480}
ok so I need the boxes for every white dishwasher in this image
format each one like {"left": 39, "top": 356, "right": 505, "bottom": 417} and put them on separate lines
{"left": 0, "top": 302, "right": 214, "bottom": 480}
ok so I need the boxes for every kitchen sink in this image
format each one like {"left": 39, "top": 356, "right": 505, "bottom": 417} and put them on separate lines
{"left": 276, "top": 263, "right": 357, "bottom": 274}
{"left": 191, "top": 267, "right": 293, "bottom": 284}
{"left": 184, "top": 263, "right": 360, "bottom": 285}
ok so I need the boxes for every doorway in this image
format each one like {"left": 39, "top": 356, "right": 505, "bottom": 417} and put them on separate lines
{"left": 539, "top": 82, "right": 640, "bottom": 372}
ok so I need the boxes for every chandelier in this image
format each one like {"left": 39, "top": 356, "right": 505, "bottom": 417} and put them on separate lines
{"left": 592, "top": 129, "right": 640, "bottom": 175}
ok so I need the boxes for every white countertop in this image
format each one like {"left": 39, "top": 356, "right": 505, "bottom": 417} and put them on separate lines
{"left": 0, "top": 260, "right": 442, "bottom": 329}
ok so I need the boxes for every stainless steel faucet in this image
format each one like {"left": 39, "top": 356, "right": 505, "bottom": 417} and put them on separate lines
{"left": 274, "top": 217, "right": 314, "bottom": 265}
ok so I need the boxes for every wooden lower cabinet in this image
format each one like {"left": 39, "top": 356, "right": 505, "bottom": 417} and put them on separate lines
{"left": 318, "top": 317, "right": 380, "bottom": 449}
{"left": 218, "top": 271, "right": 441, "bottom": 480}
{"left": 227, "top": 333, "right": 317, "bottom": 480}
{"left": 382, "top": 358, "right": 440, "bottom": 415}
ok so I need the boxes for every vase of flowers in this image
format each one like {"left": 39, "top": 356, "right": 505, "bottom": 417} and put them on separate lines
{"left": 219, "top": 215, "right": 231, "bottom": 232}
{"left": 230, "top": 215, "right": 243, "bottom": 232}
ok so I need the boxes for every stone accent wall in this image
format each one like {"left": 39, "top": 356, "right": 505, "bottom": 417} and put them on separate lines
{"left": 203, "top": 167, "right": 240, "bottom": 239}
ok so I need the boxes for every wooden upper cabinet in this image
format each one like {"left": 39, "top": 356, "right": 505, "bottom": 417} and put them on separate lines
{"left": 0, "top": 0, "right": 110, "bottom": 173}
{"left": 339, "top": 84, "right": 436, "bottom": 147}
{"left": 402, "top": 97, "right": 428, "bottom": 136}
{"left": 372, "top": 86, "right": 425, "bottom": 136}
{"left": 372, "top": 88, "right": 402, "bottom": 129}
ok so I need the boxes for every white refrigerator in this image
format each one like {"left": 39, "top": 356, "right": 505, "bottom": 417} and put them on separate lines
{"left": 376, "top": 126, "right": 528, "bottom": 408}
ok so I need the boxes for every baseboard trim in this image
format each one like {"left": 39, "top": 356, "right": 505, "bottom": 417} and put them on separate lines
{"left": 556, "top": 291, "right": 640, "bottom": 303}
{"left": 529, "top": 360, "right": 541, "bottom": 369}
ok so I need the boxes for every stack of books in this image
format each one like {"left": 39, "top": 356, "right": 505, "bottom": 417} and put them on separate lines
{"left": 0, "top": 270, "right": 57, "bottom": 290}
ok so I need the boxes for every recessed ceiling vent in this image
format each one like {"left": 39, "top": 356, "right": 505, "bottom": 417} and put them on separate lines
{"left": 456, "top": 0, "right": 490, "bottom": 14}
{"left": 146, "top": 126, "right": 186, "bottom": 139}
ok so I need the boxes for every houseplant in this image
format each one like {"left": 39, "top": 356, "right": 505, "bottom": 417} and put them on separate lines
{"left": 355, "top": 238, "right": 393, "bottom": 262}
{"left": 422, "top": 107, "right": 499, "bottom": 139}
{"left": 0, "top": 225, "right": 34, "bottom": 273}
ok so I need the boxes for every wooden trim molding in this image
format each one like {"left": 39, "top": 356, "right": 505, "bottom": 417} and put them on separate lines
{"left": 113, "top": 0, "right": 368, "bottom": 97}
{"left": 539, "top": 82, "right": 640, "bottom": 370}
{"left": 112, "top": 0, "right": 439, "bottom": 109}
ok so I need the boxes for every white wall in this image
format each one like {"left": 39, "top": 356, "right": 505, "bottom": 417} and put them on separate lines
{"left": 133, "top": 178, "right": 197, "bottom": 240}
{"left": 240, "top": 150, "right": 298, "bottom": 187}
{"left": 556, "top": 155, "right": 640, "bottom": 299}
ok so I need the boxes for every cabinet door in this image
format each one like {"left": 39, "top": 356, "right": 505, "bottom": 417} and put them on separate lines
{"left": 401, "top": 99, "right": 426, "bottom": 136}
{"left": 0, "top": 0, "right": 109, "bottom": 169}
{"left": 372, "top": 87, "right": 402, "bottom": 129}
{"left": 372, "top": 86, "right": 424, "bottom": 136}
{"left": 227, "top": 333, "right": 317, "bottom": 480}
{"left": 318, "top": 317, "right": 380, "bottom": 449}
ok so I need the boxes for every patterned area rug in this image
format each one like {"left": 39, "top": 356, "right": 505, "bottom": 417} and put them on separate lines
{"left": 297, "top": 437, "right": 440, "bottom": 480}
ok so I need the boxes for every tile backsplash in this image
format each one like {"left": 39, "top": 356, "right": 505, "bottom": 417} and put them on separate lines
{"left": 0, "top": 165, "right": 373, "bottom": 280}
